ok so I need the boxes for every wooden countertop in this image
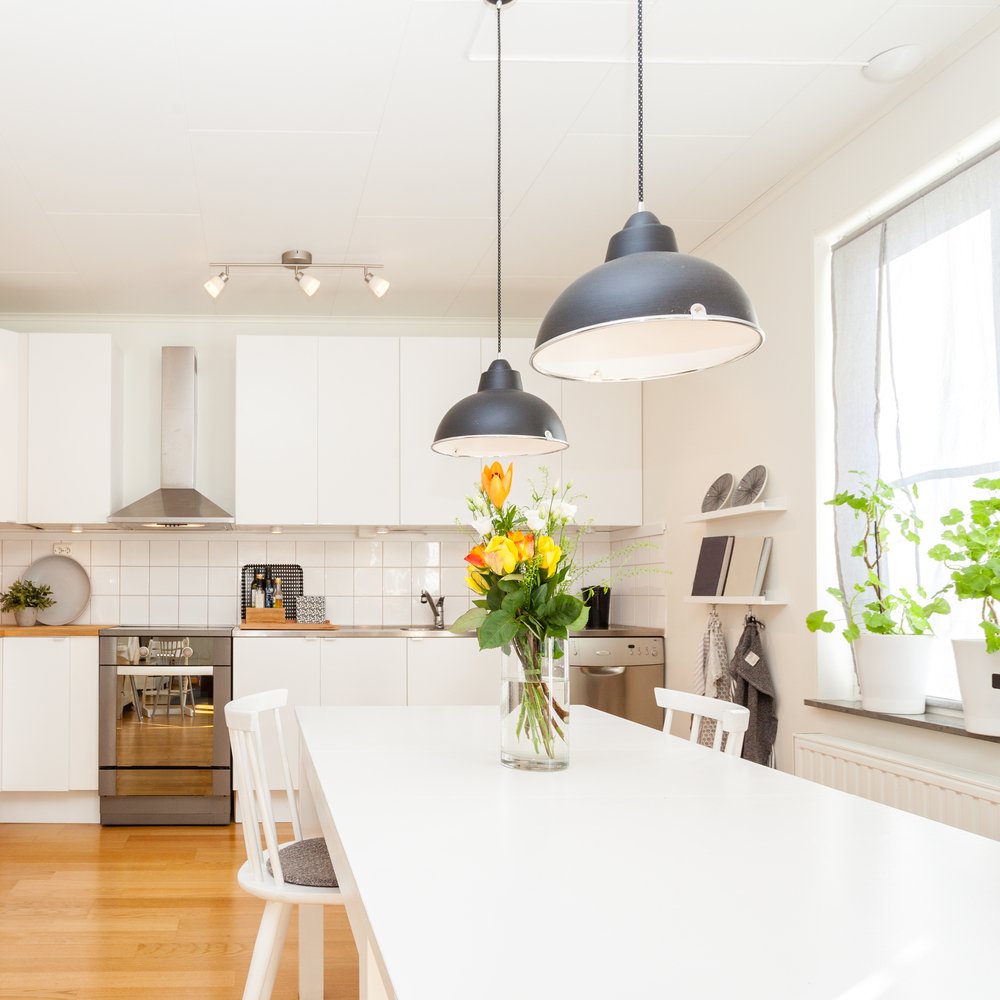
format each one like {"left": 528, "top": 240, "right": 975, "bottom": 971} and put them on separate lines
{"left": 0, "top": 624, "right": 113, "bottom": 637}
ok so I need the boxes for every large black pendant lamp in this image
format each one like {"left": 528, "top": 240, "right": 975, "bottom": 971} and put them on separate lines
{"left": 530, "top": 0, "right": 764, "bottom": 382}
{"left": 432, "top": 0, "right": 568, "bottom": 457}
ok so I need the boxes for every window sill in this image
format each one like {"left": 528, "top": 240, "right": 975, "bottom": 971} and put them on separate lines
{"left": 804, "top": 699, "right": 1000, "bottom": 744}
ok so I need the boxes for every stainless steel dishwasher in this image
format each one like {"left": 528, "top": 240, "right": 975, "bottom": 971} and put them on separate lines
{"left": 569, "top": 635, "right": 665, "bottom": 730}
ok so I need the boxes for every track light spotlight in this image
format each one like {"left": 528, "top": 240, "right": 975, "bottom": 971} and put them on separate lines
{"left": 295, "top": 269, "right": 321, "bottom": 296}
{"left": 365, "top": 269, "right": 390, "bottom": 298}
{"left": 204, "top": 269, "right": 229, "bottom": 298}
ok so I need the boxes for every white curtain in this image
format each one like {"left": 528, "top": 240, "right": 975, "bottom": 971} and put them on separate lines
{"left": 831, "top": 148, "right": 1000, "bottom": 700}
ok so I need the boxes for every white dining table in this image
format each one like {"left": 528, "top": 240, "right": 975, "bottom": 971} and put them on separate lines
{"left": 295, "top": 704, "right": 1000, "bottom": 1000}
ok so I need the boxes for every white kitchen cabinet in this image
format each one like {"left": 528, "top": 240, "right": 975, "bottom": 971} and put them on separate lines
{"left": 399, "top": 337, "right": 481, "bottom": 524}
{"left": 320, "top": 636, "right": 406, "bottom": 706}
{"left": 26, "top": 333, "right": 122, "bottom": 524}
{"left": 406, "top": 637, "right": 500, "bottom": 706}
{"left": 236, "top": 336, "right": 319, "bottom": 525}
{"left": 1, "top": 636, "right": 97, "bottom": 792}
{"left": 318, "top": 337, "right": 400, "bottom": 526}
{"left": 0, "top": 329, "right": 24, "bottom": 523}
{"left": 560, "top": 379, "right": 642, "bottom": 526}
{"left": 232, "top": 636, "right": 322, "bottom": 789}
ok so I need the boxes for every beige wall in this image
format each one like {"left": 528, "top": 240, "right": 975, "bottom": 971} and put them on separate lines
{"left": 643, "top": 24, "right": 1000, "bottom": 775}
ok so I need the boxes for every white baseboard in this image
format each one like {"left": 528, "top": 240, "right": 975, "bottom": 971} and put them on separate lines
{"left": 0, "top": 791, "right": 100, "bottom": 823}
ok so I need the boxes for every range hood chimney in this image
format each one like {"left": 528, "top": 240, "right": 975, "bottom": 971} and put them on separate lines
{"left": 108, "top": 347, "right": 234, "bottom": 528}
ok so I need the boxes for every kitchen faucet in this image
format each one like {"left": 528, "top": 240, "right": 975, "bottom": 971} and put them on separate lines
{"left": 420, "top": 590, "right": 445, "bottom": 629}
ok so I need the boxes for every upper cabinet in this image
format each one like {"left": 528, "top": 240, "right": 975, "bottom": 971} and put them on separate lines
{"left": 398, "top": 337, "right": 480, "bottom": 525}
{"left": 0, "top": 329, "right": 24, "bottom": 523}
{"left": 318, "top": 337, "right": 400, "bottom": 526}
{"left": 234, "top": 334, "right": 642, "bottom": 528}
{"left": 26, "top": 333, "right": 122, "bottom": 525}
{"left": 236, "top": 336, "right": 319, "bottom": 525}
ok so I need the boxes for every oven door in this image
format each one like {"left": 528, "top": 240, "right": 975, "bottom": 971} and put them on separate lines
{"left": 99, "top": 634, "right": 231, "bottom": 799}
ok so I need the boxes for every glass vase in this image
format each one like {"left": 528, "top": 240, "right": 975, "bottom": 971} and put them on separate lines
{"left": 500, "top": 634, "right": 569, "bottom": 770}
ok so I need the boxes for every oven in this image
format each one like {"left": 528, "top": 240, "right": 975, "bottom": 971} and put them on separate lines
{"left": 98, "top": 627, "right": 233, "bottom": 825}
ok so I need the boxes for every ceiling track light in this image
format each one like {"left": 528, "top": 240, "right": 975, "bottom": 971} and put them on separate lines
{"left": 432, "top": 0, "right": 568, "bottom": 459}
{"left": 531, "top": 0, "right": 764, "bottom": 382}
{"left": 202, "top": 251, "right": 388, "bottom": 299}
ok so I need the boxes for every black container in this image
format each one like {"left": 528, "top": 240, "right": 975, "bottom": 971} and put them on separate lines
{"left": 581, "top": 585, "right": 611, "bottom": 629}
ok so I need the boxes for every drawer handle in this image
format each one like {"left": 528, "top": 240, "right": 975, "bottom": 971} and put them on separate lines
{"left": 581, "top": 665, "right": 625, "bottom": 676}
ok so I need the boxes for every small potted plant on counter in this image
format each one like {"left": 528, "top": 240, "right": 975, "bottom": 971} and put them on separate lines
{"left": 1, "top": 578, "right": 56, "bottom": 627}
{"left": 806, "top": 472, "right": 950, "bottom": 714}
{"left": 928, "top": 476, "right": 1000, "bottom": 735}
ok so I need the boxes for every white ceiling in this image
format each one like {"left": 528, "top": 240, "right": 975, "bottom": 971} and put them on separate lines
{"left": 0, "top": 0, "right": 996, "bottom": 319}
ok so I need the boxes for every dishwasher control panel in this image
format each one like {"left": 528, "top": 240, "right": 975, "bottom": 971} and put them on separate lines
{"left": 569, "top": 636, "right": 663, "bottom": 667}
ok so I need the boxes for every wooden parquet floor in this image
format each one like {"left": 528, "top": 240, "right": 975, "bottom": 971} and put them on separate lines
{"left": 0, "top": 823, "right": 359, "bottom": 999}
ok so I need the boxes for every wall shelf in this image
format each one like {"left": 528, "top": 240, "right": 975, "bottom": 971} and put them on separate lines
{"left": 685, "top": 595, "right": 786, "bottom": 606}
{"left": 684, "top": 497, "right": 787, "bottom": 523}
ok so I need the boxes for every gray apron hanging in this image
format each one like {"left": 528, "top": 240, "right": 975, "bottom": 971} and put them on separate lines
{"left": 731, "top": 610, "right": 778, "bottom": 766}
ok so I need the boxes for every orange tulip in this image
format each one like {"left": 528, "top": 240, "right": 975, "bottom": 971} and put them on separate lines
{"left": 536, "top": 535, "right": 561, "bottom": 574}
{"left": 483, "top": 535, "right": 518, "bottom": 575}
{"left": 507, "top": 530, "right": 534, "bottom": 561}
{"left": 481, "top": 462, "right": 513, "bottom": 510}
{"left": 464, "top": 544, "right": 487, "bottom": 570}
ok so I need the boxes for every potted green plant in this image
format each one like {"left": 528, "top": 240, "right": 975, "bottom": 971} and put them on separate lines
{"left": 927, "top": 476, "right": 1000, "bottom": 735}
{"left": 1, "top": 578, "right": 56, "bottom": 627}
{"left": 806, "top": 472, "right": 950, "bottom": 714}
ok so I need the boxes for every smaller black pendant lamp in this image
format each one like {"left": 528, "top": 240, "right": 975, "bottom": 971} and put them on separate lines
{"left": 432, "top": 0, "right": 568, "bottom": 458}
{"left": 530, "top": 0, "right": 764, "bottom": 382}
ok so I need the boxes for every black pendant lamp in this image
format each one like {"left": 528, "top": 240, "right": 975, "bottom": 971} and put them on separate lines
{"left": 432, "top": 0, "right": 568, "bottom": 457}
{"left": 530, "top": 0, "right": 764, "bottom": 382}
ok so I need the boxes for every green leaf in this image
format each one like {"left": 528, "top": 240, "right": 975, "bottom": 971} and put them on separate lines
{"left": 806, "top": 610, "right": 835, "bottom": 633}
{"left": 497, "top": 578, "right": 520, "bottom": 593}
{"left": 940, "top": 508, "right": 964, "bottom": 526}
{"left": 501, "top": 589, "right": 528, "bottom": 613}
{"left": 486, "top": 585, "right": 503, "bottom": 611}
{"left": 567, "top": 603, "right": 590, "bottom": 632}
{"left": 478, "top": 610, "right": 520, "bottom": 649}
{"left": 843, "top": 622, "right": 861, "bottom": 642}
{"left": 541, "top": 593, "right": 585, "bottom": 626}
{"left": 449, "top": 607, "right": 489, "bottom": 634}
{"left": 472, "top": 599, "right": 489, "bottom": 609}
{"left": 826, "top": 587, "right": 845, "bottom": 599}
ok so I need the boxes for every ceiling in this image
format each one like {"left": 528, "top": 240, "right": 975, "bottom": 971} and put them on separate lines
{"left": 0, "top": 0, "right": 996, "bottom": 319}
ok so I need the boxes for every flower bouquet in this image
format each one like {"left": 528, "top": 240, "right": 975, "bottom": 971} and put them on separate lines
{"left": 451, "top": 462, "right": 589, "bottom": 770}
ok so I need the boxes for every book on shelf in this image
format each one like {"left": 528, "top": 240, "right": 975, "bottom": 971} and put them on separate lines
{"left": 723, "top": 536, "right": 773, "bottom": 597}
{"left": 691, "top": 535, "right": 734, "bottom": 597}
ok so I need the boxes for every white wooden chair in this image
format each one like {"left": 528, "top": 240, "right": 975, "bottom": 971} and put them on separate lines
{"left": 654, "top": 687, "right": 750, "bottom": 757}
{"left": 225, "top": 689, "right": 343, "bottom": 1000}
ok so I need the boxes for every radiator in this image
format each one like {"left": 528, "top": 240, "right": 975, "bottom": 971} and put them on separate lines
{"left": 793, "top": 734, "right": 1000, "bottom": 841}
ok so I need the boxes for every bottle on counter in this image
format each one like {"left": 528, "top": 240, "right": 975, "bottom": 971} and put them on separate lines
{"left": 274, "top": 576, "right": 283, "bottom": 610}
{"left": 251, "top": 572, "right": 266, "bottom": 609}
{"left": 264, "top": 570, "right": 276, "bottom": 608}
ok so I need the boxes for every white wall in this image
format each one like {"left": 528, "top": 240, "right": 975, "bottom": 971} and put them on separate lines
{"left": 644, "top": 25, "right": 1000, "bottom": 776}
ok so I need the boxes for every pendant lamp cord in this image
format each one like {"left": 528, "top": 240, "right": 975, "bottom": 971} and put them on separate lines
{"left": 637, "top": 0, "right": 643, "bottom": 211}
{"left": 497, "top": 0, "right": 503, "bottom": 359}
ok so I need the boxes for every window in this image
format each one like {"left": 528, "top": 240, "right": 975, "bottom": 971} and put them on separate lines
{"left": 831, "top": 147, "right": 1000, "bottom": 701}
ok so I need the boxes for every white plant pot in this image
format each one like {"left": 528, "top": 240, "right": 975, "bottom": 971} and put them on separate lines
{"left": 13, "top": 607, "right": 38, "bottom": 627}
{"left": 853, "top": 634, "right": 933, "bottom": 715}
{"left": 952, "top": 639, "right": 1000, "bottom": 736}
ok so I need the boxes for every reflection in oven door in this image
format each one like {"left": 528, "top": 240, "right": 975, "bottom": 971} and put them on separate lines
{"left": 99, "top": 632, "right": 232, "bottom": 825}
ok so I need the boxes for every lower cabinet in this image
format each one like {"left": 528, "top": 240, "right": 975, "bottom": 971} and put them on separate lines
{"left": 320, "top": 637, "right": 406, "bottom": 706}
{"left": 0, "top": 636, "right": 99, "bottom": 792}
{"left": 232, "top": 636, "right": 323, "bottom": 791}
{"left": 406, "top": 638, "right": 500, "bottom": 706}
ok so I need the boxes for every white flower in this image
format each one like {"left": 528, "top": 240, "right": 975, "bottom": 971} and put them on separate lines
{"left": 537, "top": 499, "right": 551, "bottom": 518}
{"left": 524, "top": 509, "right": 546, "bottom": 532}
{"left": 472, "top": 515, "right": 494, "bottom": 536}
{"left": 555, "top": 502, "right": 577, "bottom": 521}
{"left": 473, "top": 494, "right": 488, "bottom": 514}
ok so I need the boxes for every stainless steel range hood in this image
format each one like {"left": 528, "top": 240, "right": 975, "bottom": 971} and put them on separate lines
{"left": 108, "top": 347, "right": 234, "bottom": 529}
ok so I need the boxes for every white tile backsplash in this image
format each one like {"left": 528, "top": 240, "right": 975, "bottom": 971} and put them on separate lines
{"left": 0, "top": 528, "right": 671, "bottom": 631}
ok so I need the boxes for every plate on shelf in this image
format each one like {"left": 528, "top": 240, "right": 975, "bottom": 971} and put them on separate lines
{"left": 732, "top": 465, "right": 768, "bottom": 507}
{"left": 21, "top": 555, "right": 91, "bottom": 625}
{"left": 701, "top": 473, "right": 734, "bottom": 512}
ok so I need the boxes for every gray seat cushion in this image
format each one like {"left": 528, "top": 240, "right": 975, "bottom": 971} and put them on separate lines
{"left": 266, "top": 837, "right": 338, "bottom": 888}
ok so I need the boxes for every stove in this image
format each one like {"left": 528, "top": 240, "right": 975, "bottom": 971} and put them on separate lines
{"left": 98, "top": 625, "right": 233, "bottom": 825}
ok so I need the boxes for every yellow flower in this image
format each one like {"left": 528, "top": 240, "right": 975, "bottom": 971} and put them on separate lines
{"left": 481, "top": 462, "right": 513, "bottom": 510}
{"left": 465, "top": 565, "right": 489, "bottom": 594}
{"left": 507, "top": 530, "right": 534, "bottom": 561}
{"left": 536, "top": 535, "right": 561, "bottom": 574}
{"left": 483, "top": 535, "right": 518, "bottom": 575}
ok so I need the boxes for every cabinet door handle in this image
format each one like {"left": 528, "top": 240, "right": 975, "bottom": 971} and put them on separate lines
{"left": 303, "top": 637, "right": 319, "bottom": 642}
{"left": 53, "top": 637, "right": 68, "bottom": 642}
